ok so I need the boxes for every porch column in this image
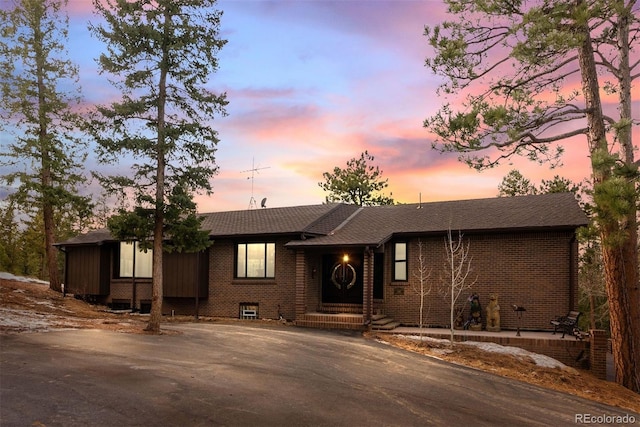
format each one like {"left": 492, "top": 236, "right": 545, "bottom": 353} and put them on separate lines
{"left": 363, "top": 248, "right": 374, "bottom": 325}
{"left": 295, "top": 249, "right": 307, "bottom": 319}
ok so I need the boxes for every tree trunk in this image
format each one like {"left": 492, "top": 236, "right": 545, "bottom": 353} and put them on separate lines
{"left": 42, "top": 199, "right": 60, "bottom": 291}
{"left": 34, "top": 6, "right": 60, "bottom": 292}
{"left": 602, "top": 238, "right": 639, "bottom": 392}
{"left": 614, "top": 0, "right": 640, "bottom": 393}
{"left": 588, "top": 294, "right": 595, "bottom": 330}
{"left": 147, "top": 206, "right": 163, "bottom": 334}
{"left": 577, "top": 4, "right": 639, "bottom": 392}
{"left": 145, "top": 5, "right": 171, "bottom": 334}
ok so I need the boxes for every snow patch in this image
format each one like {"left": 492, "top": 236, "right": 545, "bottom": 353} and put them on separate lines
{"left": 398, "top": 333, "right": 567, "bottom": 369}
{"left": 0, "top": 272, "right": 49, "bottom": 285}
{"left": 0, "top": 307, "right": 78, "bottom": 332}
{"left": 460, "top": 341, "right": 566, "bottom": 369}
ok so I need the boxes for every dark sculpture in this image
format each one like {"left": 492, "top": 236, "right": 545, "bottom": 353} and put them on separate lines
{"left": 464, "top": 294, "right": 482, "bottom": 331}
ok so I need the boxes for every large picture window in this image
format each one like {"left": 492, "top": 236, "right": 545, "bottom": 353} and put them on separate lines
{"left": 237, "top": 242, "right": 275, "bottom": 278}
{"left": 119, "top": 242, "right": 153, "bottom": 278}
{"left": 393, "top": 242, "right": 407, "bottom": 281}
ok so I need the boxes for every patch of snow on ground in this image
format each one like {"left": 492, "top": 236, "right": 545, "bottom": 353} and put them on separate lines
{"left": 1, "top": 272, "right": 78, "bottom": 332}
{"left": 0, "top": 308, "right": 73, "bottom": 332}
{"left": 402, "top": 334, "right": 451, "bottom": 345}
{"left": 460, "top": 341, "right": 566, "bottom": 369}
{"left": 399, "top": 334, "right": 567, "bottom": 369}
{"left": 0, "top": 272, "right": 49, "bottom": 285}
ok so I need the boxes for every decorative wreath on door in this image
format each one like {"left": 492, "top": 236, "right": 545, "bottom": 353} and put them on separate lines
{"left": 331, "top": 263, "right": 357, "bottom": 290}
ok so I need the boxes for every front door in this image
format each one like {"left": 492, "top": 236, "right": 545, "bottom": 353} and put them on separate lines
{"left": 321, "top": 253, "right": 363, "bottom": 304}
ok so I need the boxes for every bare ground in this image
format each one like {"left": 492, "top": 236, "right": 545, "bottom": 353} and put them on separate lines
{"left": 1, "top": 278, "right": 638, "bottom": 413}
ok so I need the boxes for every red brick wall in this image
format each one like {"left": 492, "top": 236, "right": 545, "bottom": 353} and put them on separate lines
{"left": 295, "top": 250, "right": 306, "bottom": 317}
{"left": 589, "top": 329, "right": 608, "bottom": 379}
{"left": 305, "top": 251, "right": 323, "bottom": 312}
{"left": 166, "top": 237, "right": 298, "bottom": 320}
{"left": 108, "top": 279, "right": 152, "bottom": 309}
{"left": 110, "top": 229, "right": 578, "bottom": 330}
{"left": 383, "top": 231, "right": 578, "bottom": 330}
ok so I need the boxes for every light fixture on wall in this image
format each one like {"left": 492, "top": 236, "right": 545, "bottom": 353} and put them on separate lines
{"left": 342, "top": 254, "right": 349, "bottom": 287}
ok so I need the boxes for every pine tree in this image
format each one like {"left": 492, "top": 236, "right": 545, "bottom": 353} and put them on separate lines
{"left": 0, "top": 0, "right": 91, "bottom": 290}
{"left": 89, "top": 0, "right": 227, "bottom": 333}
{"left": 497, "top": 170, "right": 537, "bottom": 196}
{"left": 425, "top": 0, "right": 639, "bottom": 392}
{"left": 319, "top": 151, "right": 395, "bottom": 206}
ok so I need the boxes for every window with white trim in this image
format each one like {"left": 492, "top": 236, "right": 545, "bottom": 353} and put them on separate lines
{"left": 236, "top": 242, "right": 275, "bottom": 278}
{"left": 393, "top": 242, "right": 407, "bottom": 281}
{"left": 119, "top": 241, "right": 153, "bottom": 278}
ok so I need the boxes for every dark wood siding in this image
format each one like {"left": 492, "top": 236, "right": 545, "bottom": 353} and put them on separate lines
{"left": 64, "top": 245, "right": 110, "bottom": 295}
{"left": 163, "top": 250, "right": 209, "bottom": 298}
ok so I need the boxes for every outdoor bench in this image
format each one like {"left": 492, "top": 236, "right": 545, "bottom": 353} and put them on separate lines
{"left": 550, "top": 310, "right": 582, "bottom": 339}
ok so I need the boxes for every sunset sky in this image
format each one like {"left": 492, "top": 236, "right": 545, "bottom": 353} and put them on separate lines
{"left": 3, "top": 0, "right": 638, "bottom": 212}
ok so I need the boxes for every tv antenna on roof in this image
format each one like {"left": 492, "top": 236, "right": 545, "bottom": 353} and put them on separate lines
{"left": 241, "top": 157, "right": 270, "bottom": 209}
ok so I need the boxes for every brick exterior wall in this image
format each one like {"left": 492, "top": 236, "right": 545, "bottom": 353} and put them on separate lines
{"left": 589, "top": 329, "right": 608, "bottom": 379}
{"left": 363, "top": 250, "right": 373, "bottom": 324}
{"left": 295, "top": 250, "right": 306, "bottom": 318}
{"left": 165, "top": 237, "right": 299, "bottom": 320}
{"left": 304, "top": 251, "right": 324, "bottom": 312}
{"left": 108, "top": 279, "right": 152, "bottom": 309}
{"left": 100, "top": 228, "right": 579, "bottom": 332}
{"left": 383, "top": 231, "right": 578, "bottom": 330}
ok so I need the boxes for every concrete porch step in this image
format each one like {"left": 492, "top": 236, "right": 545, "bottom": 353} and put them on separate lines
{"left": 296, "top": 319, "right": 366, "bottom": 330}
{"left": 371, "top": 315, "right": 400, "bottom": 331}
{"left": 372, "top": 321, "right": 402, "bottom": 331}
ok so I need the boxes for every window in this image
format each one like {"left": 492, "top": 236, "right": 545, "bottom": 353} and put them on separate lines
{"left": 119, "top": 242, "right": 153, "bottom": 278}
{"left": 236, "top": 243, "right": 275, "bottom": 278}
{"left": 393, "top": 242, "right": 407, "bottom": 281}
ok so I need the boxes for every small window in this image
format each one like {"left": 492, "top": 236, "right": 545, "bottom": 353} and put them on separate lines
{"left": 239, "top": 303, "right": 258, "bottom": 319}
{"left": 236, "top": 243, "right": 275, "bottom": 278}
{"left": 394, "top": 242, "right": 407, "bottom": 281}
{"left": 119, "top": 242, "right": 153, "bottom": 278}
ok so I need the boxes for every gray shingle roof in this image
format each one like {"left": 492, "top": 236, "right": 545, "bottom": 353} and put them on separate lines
{"left": 56, "top": 193, "right": 587, "bottom": 248}
{"left": 285, "top": 193, "right": 588, "bottom": 248}
{"left": 199, "top": 203, "right": 356, "bottom": 237}
{"left": 54, "top": 228, "right": 115, "bottom": 246}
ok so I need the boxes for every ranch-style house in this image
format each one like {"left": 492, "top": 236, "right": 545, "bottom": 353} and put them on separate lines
{"left": 56, "top": 192, "right": 588, "bottom": 331}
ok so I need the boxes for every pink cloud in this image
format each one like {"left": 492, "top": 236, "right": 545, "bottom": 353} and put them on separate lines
{"left": 65, "top": 0, "right": 107, "bottom": 17}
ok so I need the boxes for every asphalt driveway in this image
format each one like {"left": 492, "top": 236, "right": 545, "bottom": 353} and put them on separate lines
{"left": 1, "top": 323, "right": 637, "bottom": 426}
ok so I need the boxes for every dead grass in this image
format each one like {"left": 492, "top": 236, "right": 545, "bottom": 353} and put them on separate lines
{"left": 0, "top": 278, "right": 148, "bottom": 334}
{"left": 367, "top": 332, "right": 640, "bottom": 414}
{"left": 1, "top": 278, "right": 638, "bottom": 413}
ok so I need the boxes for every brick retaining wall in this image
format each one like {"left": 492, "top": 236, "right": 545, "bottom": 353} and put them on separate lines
{"left": 416, "top": 329, "right": 607, "bottom": 378}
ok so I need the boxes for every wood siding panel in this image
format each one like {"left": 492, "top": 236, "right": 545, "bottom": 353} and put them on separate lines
{"left": 65, "top": 246, "right": 109, "bottom": 295}
{"left": 163, "top": 250, "right": 209, "bottom": 298}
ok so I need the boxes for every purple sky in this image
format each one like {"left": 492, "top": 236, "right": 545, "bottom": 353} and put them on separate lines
{"left": 3, "top": 0, "right": 638, "bottom": 212}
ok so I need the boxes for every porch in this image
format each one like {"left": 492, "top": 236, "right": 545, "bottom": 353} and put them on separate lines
{"left": 295, "top": 302, "right": 381, "bottom": 330}
{"left": 296, "top": 312, "right": 365, "bottom": 330}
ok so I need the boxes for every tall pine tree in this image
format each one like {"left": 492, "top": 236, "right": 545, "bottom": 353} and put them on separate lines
{"left": 425, "top": 0, "right": 639, "bottom": 392}
{"left": 89, "top": 0, "right": 227, "bottom": 333}
{"left": 319, "top": 151, "right": 395, "bottom": 206}
{"left": 0, "top": 0, "right": 91, "bottom": 290}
